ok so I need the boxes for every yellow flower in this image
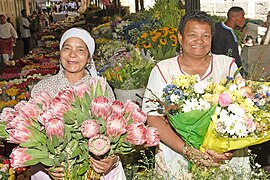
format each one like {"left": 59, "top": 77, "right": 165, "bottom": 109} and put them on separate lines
{"left": 161, "top": 27, "right": 169, "bottom": 37}
{"left": 18, "top": 93, "right": 27, "bottom": 100}
{"left": 140, "top": 32, "right": 148, "bottom": 39}
{"left": 150, "top": 30, "right": 157, "bottom": 36}
{"left": 170, "top": 34, "right": 177, "bottom": 41}
{"left": 143, "top": 42, "right": 152, "bottom": 49}
{"left": 160, "top": 38, "right": 167, "bottom": 45}
{"left": 6, "top": 87, "right": 19, "bottom": 96}
{"left": 172, "top": 40, "right": 178, "bottom": 47}
{"left": 171, "top": 27, "right": 178, "bottom": 34}
{"left": 152, "top": 32, "right": 162, "bottom": 42}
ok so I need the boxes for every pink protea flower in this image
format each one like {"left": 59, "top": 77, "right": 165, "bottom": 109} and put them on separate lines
{"left": 106, "top": 113, "right": 126, "bottom": 138}
{"left": 0, "top": 107, "right": 15, "bottom": 122}
{"left": 57, "top": 87, "right": 75, "bottom": 103}
{"left": 32, "top": 91, "right": 52, "bottom": 110}
{"left": 90, "top": 96, "right": 112, "bottom": 120}
{"left": 45, "top": 117, "right": 64, "bottom": 139}
{"left": 74, "top": 82, "right": 91, "bottom": 99}
{"left": 218, "top": 92, "right": 232, "bottom": 107}
{"left": 88, "top": 134, "right": 110, "bottom": 156}
{"left": 6, "top": 115, "right": 31, "bottom": 130}
{"left": 145, "top": 127, "right": 160, "bottom": 147}
{"left": 111, "top": 100, "right": 124, "bottom": 115}
{"left": 125, "top": 123, "right": 147, "bottom": 145}
{"left": 38, "top": 109, "right": 54, "bottom": 125}
{"left": 123, "top": 100, "right": 139, "bottom": 115}
{"left": 49, "top": 97, "right": 72, "bottom": 118}
{"left": 7, "top": 120, "right": 33, "bottom": 144}
{"left": 10, "top": 147, "right": 32, "bottom": 169}
{"left": 127, "top": 109, "right": 147, "bottom": 124}
{"left": 81, "top": 120, "right": 100, "bottom": 138}
{"left": 14, "top": 100, "right": 27, "bottom": 111}
{"left": 17, "top": 100, "right": 42, "bottom": 120}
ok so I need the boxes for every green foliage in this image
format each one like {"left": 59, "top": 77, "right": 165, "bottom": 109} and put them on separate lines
{"left": 103, "top": 47, "right": 155, "bottom": 90}
{"left": 146, "top": 0, "right": 182, "bottom": 28}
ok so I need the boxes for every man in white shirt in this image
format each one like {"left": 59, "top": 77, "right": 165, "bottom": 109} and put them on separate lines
{"left": 20, "top": 9, "right": 31, "bottom": 56}
{"left": 0, "top": 14, "right": 18, "bottom": 63}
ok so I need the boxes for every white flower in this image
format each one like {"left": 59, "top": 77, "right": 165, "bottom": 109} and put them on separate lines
{"left": 237, "top": 81, "right": 246, "bottom": 89}
{"left": 170, "top": 94, "right": 179, "bottom": 103}
{"left": 215, "top": 106, "right": 222, "bottom": 115}
{"left": 234, "top": 121, "right": 248, "bottom": 137}
{"left": 228, "top": 104, "right": 245, "bottom": 117}
{"left": 229, "top": 84, "right": 238, "bottom": 92}
{"left": 194, "top": 81, "right": 208, "bottom": 94}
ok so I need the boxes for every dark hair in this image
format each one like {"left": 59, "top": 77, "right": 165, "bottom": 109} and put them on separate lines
{"left": 178, "top": 10, "right": 214, "bottom": 36}
{"left": 21, "top": 9, "right": 26, "bottom": 15}
{"left": 227, "top": 6, "right": 244, "bottom": 19}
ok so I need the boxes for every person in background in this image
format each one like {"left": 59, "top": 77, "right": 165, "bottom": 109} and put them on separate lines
{"left": 142, "top": 10, "right": 249, "bottom": 179}
{"left": 0, "top": 14, "right": 18, "bottom": 63}
{"left": 211, "top": 6, "right": 246, "bottom": 72}
{"left": 30, "top": 27, "right": 126, "bottom": 180}
{"left": 20, "top": 9, "right": 31, "bottom": 56}
{"left": 6, "top": 16, "right": 16, "bottom": 60}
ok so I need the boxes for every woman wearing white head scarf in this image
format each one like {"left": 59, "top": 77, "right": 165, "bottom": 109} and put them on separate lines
{"left": 30, "top": 27, "right": 126, "bottom": 180}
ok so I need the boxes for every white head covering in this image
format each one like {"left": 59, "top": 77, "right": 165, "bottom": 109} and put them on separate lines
{"left": 59, "top": 27, "right": 95, "bottom": 57}
{"left": 59, "top": 27, "right": 97, "bottom": 77}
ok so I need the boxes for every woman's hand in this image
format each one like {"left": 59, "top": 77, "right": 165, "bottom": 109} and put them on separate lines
{"left": 206, "top": 149, "right": 234, "bottom": 163}
{"left": 46, "top": 166, "right": 65, "bottom": 180}
{"left": 90, "top": 155, "right": 118, "bottom": 175}
{"left": 183, "top": 144, "right": 219, "bottom": 167}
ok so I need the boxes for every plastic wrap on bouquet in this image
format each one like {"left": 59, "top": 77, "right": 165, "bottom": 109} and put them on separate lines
{"left": 168, "top": 106, "right": 216, "bottom": 149}
{"left": 200, "top": 121, "right": 270, "bottom": 153}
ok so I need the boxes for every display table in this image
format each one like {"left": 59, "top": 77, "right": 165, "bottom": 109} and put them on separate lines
{"left": 241, "top": 44, "right": 270, "bottom": 80}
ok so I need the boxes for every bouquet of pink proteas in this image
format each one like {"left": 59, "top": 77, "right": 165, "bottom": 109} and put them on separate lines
{"left": 0, "top": 77, "right": 160, "bottom": 179}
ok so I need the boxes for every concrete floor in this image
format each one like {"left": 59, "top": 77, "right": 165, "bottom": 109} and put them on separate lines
{"left": 13, "top": 37, "right": 36, "bottom": 60}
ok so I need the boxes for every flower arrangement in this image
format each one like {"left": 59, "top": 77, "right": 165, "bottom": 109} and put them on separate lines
{"left": 149, "top": 74, "right": 270, "bottom": 171}
{"left": 136, "top": 27, "right": 179, "bottom": 61}
{"left": 0, "top": 77, "right": 159, "bottom": 179}
{"left": 0, "top": 155, "right": 15, "bottom": 180}
{"left": 103, "top": 47, "right": 155, "bottom": 90}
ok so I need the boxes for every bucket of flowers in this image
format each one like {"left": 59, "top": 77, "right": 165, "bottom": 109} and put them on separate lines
{"left": 147, "top": 73, "right": 270, "bottom": 178}
{"left": 0, "top": 77, "right": 160, "bottom": 179}
{"left": 136, "top": 26, "right": 179, "bottom": 61}
{"left": 103, "top": 46, "right": 155, "bottom": 104}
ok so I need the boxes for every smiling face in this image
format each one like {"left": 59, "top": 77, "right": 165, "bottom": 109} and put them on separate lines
{"left": 60, "top": 37, "right": 90, "bottom": 78}
{"left": 178, "top": 20, "right": 212, "bottom": 59}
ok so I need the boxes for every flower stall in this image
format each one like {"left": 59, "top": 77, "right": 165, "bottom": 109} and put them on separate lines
{"left": 1, "top": 0, "right": 270, "bottom": 179}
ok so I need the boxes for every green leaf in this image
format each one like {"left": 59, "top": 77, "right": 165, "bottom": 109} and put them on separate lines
{"left": 24, "top": 158, "right": 40, "bottom": 166}
{"left": 52, "top": 135, "right": 60, "bottom": 148}
{"left": 28, "top": 126, "right": 47, "bottom": 145}
{"left": 77, "top": 165, "right": 88, "bottom": 176}
{"left": 40, "top": 158, "right": 54, "bottom": 167}
{"left": 46, "top": 139, "right": 55, "bottom": 154}
{"left": 70, "top": 146, "right": 81, "bottom": 159}
{"left": 20, "top": 140, "right": 41, "bottom": 148}
{"left": 58, "top": 152, "right": 66, "bottom": 163}
{"left": 0, "top": 122, "right": 8, "bottom": 139}
{"left": 25, "top": 149, "right": 49, "bottom": 159}
{"left": 111, "top": 135, "right": 121, "bottom": 143}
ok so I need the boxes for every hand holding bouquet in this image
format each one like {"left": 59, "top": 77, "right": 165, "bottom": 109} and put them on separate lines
{"left": 149, "top": 74, "right": 270, "bottom": 168}
{"left": 0, "top": 77, "right": 160, "bottom": 179}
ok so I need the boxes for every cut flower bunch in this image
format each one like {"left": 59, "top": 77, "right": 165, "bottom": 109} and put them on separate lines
{"left": 149, "top": 74, "right": 270, "bottom": 171}
{"left": 136, "top": 27, "right": 179, "bottom": 61}
{"left": 103, "top": 47, "right": 155, "bottom": 90}
{"left": 0, "top": 77, "right": 160, "bottom": 179}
